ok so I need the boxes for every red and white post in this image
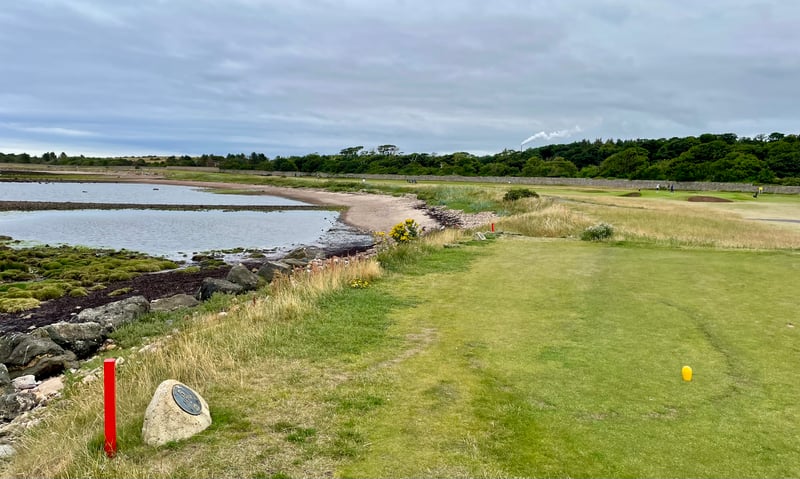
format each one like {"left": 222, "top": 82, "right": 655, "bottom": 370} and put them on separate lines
{"left": 103, "top": 358, "right": 117, "bottom": 457}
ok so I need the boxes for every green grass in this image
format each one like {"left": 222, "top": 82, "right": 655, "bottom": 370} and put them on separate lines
{"left": 338, "top": 238, "right": 800, "bottom": 478}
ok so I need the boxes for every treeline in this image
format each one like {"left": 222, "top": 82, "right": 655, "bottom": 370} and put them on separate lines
{"left": 3, "top": 132, "right": 800, "bottom": 185}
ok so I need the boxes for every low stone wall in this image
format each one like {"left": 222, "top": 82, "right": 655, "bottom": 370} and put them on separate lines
{"left": 227, "top": 170, "right": 800, "bottom": 195}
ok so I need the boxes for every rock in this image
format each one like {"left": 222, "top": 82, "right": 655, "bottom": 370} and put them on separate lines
{"left": 0, "top": 444, "right": 16, "bottom": 459}
{"left": 150, "top": 294, "right": 200, "bottom": 312}
{"left": 76, "top": 296, "right": 150, "bottom": 333}
{"left": 226, "top": 264, "right": 260, "bottom": 291}
{"left": 0, "top": 333, "right": 77, "bottom": 379}
{"left": 282, "top": 258, "right": 308, "bottom": 268}
{"left": 195, "top": 278, "right": 243, "bottom": 301}
{"left": 0, "top": 364, "right": 10, "bottom": 392}
{"left": 0, "top": 393, "right": 37, "bottom": 421}
{"left": 257, "top": 261, "right": 291, "bottom": 282}
{"left": 34, "top": 376, "right": 64, "bottom": 403}
{"left": 142, "top": 380, "right": 212, "bottom": 446}
{"left": 11, "top": 375, "right": 36, "bottom": 390}
{"left": 285, "top": 246, "right": 325, "bottom": 261}
{"left": 38, "top": 321, "right": 105, "bottom": 359}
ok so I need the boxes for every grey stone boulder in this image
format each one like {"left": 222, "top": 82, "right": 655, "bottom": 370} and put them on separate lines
{"left": 38, "top": 321, "right": 105, "bottom": 359}
{"left": 76, "top": 296, "right": 150, "bottom": 333}
{"left": 285, "top": 246, "right": 325, "bottom": 261}
{"left": 142, "top": 380, "right": 212, "bottom": 446}
{"left": 282, "top": 258, "right": 309, "bottom": 268}
{"left": 226, "top": 264, "right": 260, "bottom": 291}
{"left": 151, "top": 294, "right": 200, "bottom": 312}
{"left": 257, "top": 261, "right": 291, "bottom": 282}
{"left": 195, "top": 278, "right": 243, "bottom": 301}
{"left": 0, "top": 364, "right": 10, "bottom": 392}
{"left": 0, "top": 333, "right": 77, "bottom": 379}
{"left": 11, "top": 375, "right": 36, "bottom": 390}
{"left": 0, "top": 392, "right": 37, "bottom": 421}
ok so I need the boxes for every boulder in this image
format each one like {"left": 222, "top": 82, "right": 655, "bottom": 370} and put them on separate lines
{"left": 34, "top": 376, "right": 64, "bottom": 404}
{"left": 0, "top": 444, "right": 15, "bottom": 459}
{"left": 76, "top": 296, "right": 150, "bottom": 333}
{"left": 226, "top": 264, "right": 260, "bottom": 291}
{"left": 282, "top": 258, "right": 308, "bottom": 268}
{"left": 195, "top": 278, "right": 243, "bottom": 301}
{"left": 0, "top": 364, "right": 10, "bottom": 392}
{"left": 142, "top": 380, "right": 212, "bottom": 446}
{"left": 257, "top": 261, "right": 291, "bottom": 282}
{"left": 150, "top": 294, "right": 200, "bottom": 312}
{"left": 38, "top": 321, "right": 105, "bottom": 359}
{"left": 0, "top": 392, "right": 37, "bottom": 421}
{"left": 285, "top": 246, "right": 325, "bottom": 261}
{"left": 0, "top": 333, "right": 77, "bottom": 379}
{"left": 11, "top": 375, "right": 36, "bottom": 390}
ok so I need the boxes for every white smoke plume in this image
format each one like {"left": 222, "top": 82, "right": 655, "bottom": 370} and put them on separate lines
{"left": 521, "top": 125, "right": 583, "bottom": 147}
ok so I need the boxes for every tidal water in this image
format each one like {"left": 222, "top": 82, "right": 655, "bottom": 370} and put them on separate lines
{"left": 0, "top": 181, "right": 371, "bottom": 261}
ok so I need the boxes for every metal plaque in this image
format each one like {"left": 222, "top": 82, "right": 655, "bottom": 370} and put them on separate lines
{"left": 172, "top": 384, "right": 202, "bottom": 416}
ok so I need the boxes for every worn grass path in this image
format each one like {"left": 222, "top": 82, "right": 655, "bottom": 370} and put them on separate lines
{"left": 341, "top": 237, "right": 800, "bottom": 477}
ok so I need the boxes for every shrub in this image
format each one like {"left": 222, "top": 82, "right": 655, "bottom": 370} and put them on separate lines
{"left": 581, "top": 223, "right": 614, "bottom": 241}
{"left": 503, "top": 188, "right": 539, "bottom": 201}
{"left": 389, "top": 219, "right": 420, "bottom": 243}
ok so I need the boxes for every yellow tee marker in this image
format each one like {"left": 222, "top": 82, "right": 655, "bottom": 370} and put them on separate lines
{"left": 681, "top": 365, "right": 693, "bottom": 382}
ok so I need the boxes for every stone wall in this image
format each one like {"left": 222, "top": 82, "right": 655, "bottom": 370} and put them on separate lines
{"left": 226, "top": 170, "right": 800, "bottom": 195}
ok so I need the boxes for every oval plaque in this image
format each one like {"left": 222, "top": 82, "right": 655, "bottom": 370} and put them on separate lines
{"left": 171, "top": 384, "right": 202, "bottom": 416}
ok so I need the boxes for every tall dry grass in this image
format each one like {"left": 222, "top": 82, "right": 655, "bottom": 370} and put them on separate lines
{"left": 570, "top": 198, "right": 800, "bottom": 249}
{"left": 495, "top": 198, "right": 594, "bottom": 238}
{"left": 4, "top": 257, "right": 382, "bottom": 479}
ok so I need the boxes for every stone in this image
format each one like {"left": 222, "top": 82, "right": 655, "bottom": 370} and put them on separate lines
{"left": 34, "top": 376, "right": 64, "bottom": 403}
{"left": 282, "top": 258, "right": 308, "bottom": 268}
{"left": 11, "top": 375, "right": 36, "bottom": 390}
{"left": 195, "top": 278, "right": 242, "bottom": 301}
{"left": 150, "top": 294, "right": 200, "bottom": 312}
{"left": 257, "top": 261, "right": 291, "bottom": 282}
{"left": 142, "top": 380, "right": 211, "bottom": 446}
{"left": 0, "top": 393, "right": 37, "bottom": 421}
{"left": 285, "top": 246, "right": 325, "bottom": 261}
{"left": 0, "top": 444, "right": 16, "bottom": 459}
{"left": 0, "top": 364, "right": 10, "bottom": 392}
{"left": 39, "top": 321, "right": 105, "bottom": 359}
{"left": 226, "top": 264, "right": 260, "bottom": 291}
{"left": 0, "top": 333, "right": 77, "bottom": 379}
{"left": 76, "top": 296, "right": 150, "bottom": 333}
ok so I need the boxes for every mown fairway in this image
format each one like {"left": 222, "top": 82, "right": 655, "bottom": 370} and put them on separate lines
{"left": 341, "top": 238, "right": 800, "bottom": 477}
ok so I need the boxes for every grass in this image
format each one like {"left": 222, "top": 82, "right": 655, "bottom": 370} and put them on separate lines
{"left": 4, "top": 180, "right": 800, "bottom": 477}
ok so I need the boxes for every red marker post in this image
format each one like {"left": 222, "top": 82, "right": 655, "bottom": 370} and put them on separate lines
{"left": 491, "top": 223, "right": 495, "bottom": 232}
{"left": 103, "top": 358, "right": 117, "bottom": 457}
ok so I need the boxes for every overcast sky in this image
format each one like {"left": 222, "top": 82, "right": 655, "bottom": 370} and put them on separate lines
{"left": 1, "top": 0, "right": 799, "bottom": 158}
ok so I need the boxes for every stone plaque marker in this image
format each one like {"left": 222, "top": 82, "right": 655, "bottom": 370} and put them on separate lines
{"left": 142, "top": 379, "right": 211, "bottom": 446}
{"left": 172, "top": 384, "right": 202, "bottom": 415}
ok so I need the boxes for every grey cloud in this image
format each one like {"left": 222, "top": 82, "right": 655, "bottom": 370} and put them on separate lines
{"left": 1, "top": 0, "right": 799, "bottom": 157}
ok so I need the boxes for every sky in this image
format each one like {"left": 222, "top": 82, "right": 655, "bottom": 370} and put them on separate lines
{"left": 1, "top": 0, "right": 799, "bottom": 158}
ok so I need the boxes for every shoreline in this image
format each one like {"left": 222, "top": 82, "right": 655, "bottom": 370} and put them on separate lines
{"left": 119, "top": 177, "right": 442, "bottom": 234}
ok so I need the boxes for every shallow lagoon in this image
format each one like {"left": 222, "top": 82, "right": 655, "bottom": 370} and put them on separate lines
{"left": 0, "top": 181, "right": 369, "bottom": 260}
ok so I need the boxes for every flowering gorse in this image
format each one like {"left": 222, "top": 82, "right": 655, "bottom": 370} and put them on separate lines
{"left": 389, "top": 218, "right": 420, "bottom": 243}
{"left": 350, "top": 278, "right": 370, "bottom": 289}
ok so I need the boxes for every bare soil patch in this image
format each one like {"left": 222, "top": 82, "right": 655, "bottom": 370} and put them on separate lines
{"left": 687, "top": 196, "right": 733, "bottom": 203}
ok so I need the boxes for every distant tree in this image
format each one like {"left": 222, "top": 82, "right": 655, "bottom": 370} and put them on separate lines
{"left": 376, "top": 144, "right": 399, "bottom": 156}
{"left": 339, "top": 146, "right": 364, "bottom": 157}
{"left": 598, "top": 147, "right": 649, "bottom": 178}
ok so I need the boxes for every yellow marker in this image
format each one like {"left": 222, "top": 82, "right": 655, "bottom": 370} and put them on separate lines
{"left": 682, "top": 365, "right": 693, "bottom": 382}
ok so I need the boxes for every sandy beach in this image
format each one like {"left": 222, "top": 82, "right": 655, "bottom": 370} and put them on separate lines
{"left": 124, "top": 178, "right": 444, "bottom": 234}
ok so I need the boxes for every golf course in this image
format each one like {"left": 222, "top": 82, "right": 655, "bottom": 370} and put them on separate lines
{"left": 4, "top": 177, "right": 799, "bottom": 478}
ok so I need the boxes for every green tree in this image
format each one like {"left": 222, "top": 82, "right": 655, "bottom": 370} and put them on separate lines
{"left": 598, "top": 147, "right": 649, "bottom": 178}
